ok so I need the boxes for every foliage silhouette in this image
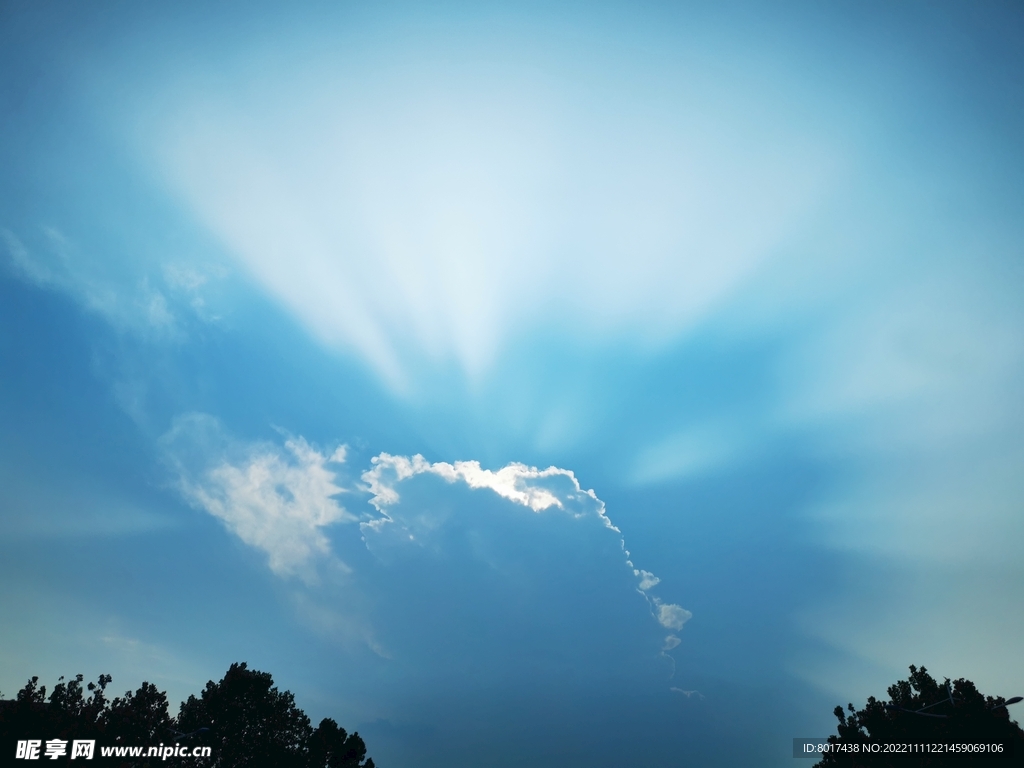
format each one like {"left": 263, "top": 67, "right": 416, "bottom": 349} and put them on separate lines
{"left": 306, "top": 717, "right": 374, "bottom": 768}
{"left": 0, "top": 674, "right": 112, "bottom": 766}
{"left": 814, "top": 665, "right": 1024, "bottom": 767}
{"left": 0, "top": 663, "right": 373, "bottom": 768}
{"left": 102, "top": 682, "right": 173, "bottom": 748}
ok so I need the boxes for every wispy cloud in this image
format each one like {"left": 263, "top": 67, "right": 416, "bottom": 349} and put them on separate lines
{"left": 629, "top": 424, "right": 744, "bottom": 486}
{"left": 2, "top": 227, "right": 223, "bottom": 338}
{"left": 161, "top": 414, "right": 354, "bottom": 581}
{"left": 670, "top": 687, "right": 704, "bottom": 699}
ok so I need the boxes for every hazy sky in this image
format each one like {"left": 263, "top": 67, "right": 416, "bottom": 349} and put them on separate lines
{"left": 2, "top": 2, "right": 1023, "bottom": 766}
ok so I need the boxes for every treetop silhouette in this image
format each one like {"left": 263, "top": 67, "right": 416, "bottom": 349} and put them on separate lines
{"left": 814, "top": 665, "right": 1024, "bottom": 767}
{"left": 0, "top": 662, "right": 374, "bottom": 768}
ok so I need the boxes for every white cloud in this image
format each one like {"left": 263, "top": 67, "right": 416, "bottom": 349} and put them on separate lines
{"left": 653, "top": 599, "right": 692, "bottom": 631}
{"left": 361, "top": 452, "right": 690, "bottom": 648}
{"left": 364, "top": 453, "right": 610, "bottom": 520}
{"left": 162, "top": 415, "right": 355, "bottom": 581}
{"left": 362, "top": 453, "right": 619, "bottom": 534}
{"left": 635, "top": 570, "right": 660, "bottom": 591}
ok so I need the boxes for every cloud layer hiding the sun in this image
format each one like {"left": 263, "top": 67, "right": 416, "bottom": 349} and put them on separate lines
{"left": 161, "top": 422, "right": 690, "bottom": 687}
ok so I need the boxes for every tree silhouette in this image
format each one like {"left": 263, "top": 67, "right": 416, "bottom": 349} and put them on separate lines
{"left": 176, "top": 662, "right": 314, "bottom": 768}
{"left": 101, "top": 682, "right": 173, "bottom": 748}
{"left": 0, "top": 674, "right": 111, "bottom": 755}
{"left": 0, "top": 663, "right": 374, "bottom": 768}
{"left": 306, "top": 717, "right": 374, "bottom": 768}
{"left": 814, "top": 665, "right": 1024, "bottom": 767}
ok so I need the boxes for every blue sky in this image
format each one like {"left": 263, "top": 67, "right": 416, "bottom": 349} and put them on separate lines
{"left": 2, "top": 1, "right": 1023, "bottom": 765}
